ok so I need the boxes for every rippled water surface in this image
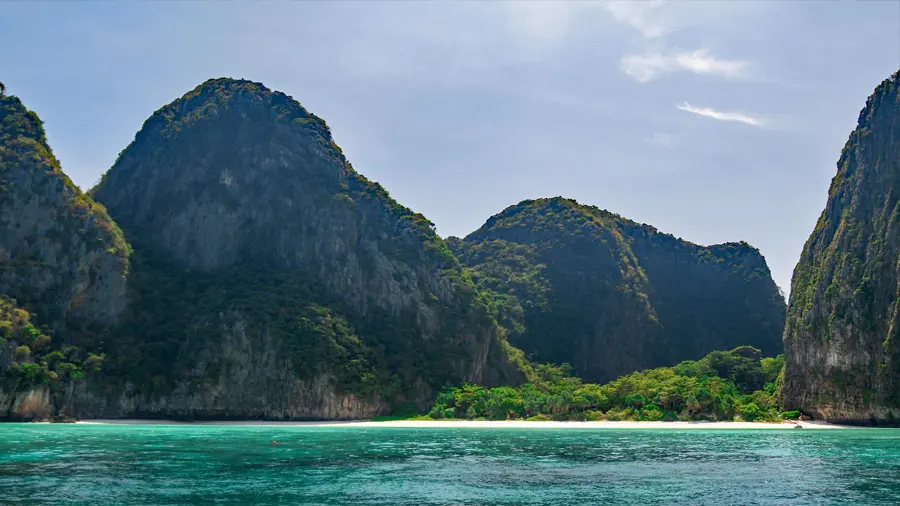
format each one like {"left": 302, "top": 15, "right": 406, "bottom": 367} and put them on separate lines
{"left": 2, "top": 424, "right": 900, "bottom": 505}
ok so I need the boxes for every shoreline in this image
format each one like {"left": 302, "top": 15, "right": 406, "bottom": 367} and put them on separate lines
{"left": 69, "top": 419, "right": 855, "bottom": 429}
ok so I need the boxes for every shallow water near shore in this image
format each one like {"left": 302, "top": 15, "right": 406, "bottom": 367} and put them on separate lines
{"left": 2, "top": 424, "right": 899, "bottom": 505}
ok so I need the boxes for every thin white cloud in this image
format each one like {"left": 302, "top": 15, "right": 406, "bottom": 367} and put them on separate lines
{"left": 676, "top": 102, "right": 764, "bottom": 127}
{"left": 675, "top": 50, "right": 747, "bottom": 77}
{"left": 622, "top": 49, "right": 748, "bottom": 82}
{"left": 603, "top": 0, "right": 670, "bottom": 38}
{"left": 604, "top": 1, "right": 771, "bottom": 40}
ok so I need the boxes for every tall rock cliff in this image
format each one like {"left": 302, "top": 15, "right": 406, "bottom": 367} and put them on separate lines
{"left": 451, "top": 198, "right": 786, "bottom": 383}
{"left": 0, "top": 87, "right": 130, "bottom": 333}
{"left": 782, "top": 70, "right": 900, "bottom": 424}
{"left": 0, "top": 85, "right": 130, "bottom": 420}
{"left": 81, "top": 78, "right": 522, "bottom": 419}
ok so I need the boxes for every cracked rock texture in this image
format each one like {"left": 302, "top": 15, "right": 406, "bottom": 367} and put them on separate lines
{"left": 782, "top": 70, "right": 900, "bottom": 424}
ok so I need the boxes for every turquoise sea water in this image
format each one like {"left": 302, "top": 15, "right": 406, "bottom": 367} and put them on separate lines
{"left": 1, "top": 424, "right": 900, "bottom": 505}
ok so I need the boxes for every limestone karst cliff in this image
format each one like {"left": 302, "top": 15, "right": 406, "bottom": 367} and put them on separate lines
{"left": 0, "top": 86, "right": 130, "bottom": 420}
{"left": 782, "top": 70, "right": 900, "bottom": 424}
{"left": 0, "top": 88, "right": 130, "bottom": 333}
{"left": 450, "top": 198, "right": 786, "bottom": 383}
{"left": 84, "top": 78, "right": 525, "bottom": 418}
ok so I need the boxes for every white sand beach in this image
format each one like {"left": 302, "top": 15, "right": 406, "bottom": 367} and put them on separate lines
{"left": 75, "top": 419, "right": 853, "bottom": 429}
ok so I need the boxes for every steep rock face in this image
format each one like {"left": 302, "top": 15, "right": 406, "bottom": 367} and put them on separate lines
{"left": 0, "top": 90, "right": 130, "bottom": 333}
{"left": 452, "top": 198, "right": 785, "bottom": 383}
{"left": 0, "top": 87, "right": 130, "bottom": 421}
{"left": 782, "top": 71, "right": 900, "bottom": 424}
{"left": 618, "top": 222, "right": 786, "bottom": 359}
{"left": 71, "top": 313, "right": 387, "bottom": 420}
{"left": 85, "top": 78, "right": 522, "bottom": 419}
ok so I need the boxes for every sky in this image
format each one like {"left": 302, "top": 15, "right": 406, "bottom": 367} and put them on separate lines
{"left": 1, "top": 1, "right": 898, "bottom": 293}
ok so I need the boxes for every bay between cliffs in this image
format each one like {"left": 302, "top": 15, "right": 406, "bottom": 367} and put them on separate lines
{"left": 73, "top": 419, "right": 851, "bottom": 429}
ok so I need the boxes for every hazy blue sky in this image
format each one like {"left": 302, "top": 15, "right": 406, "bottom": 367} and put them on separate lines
{"left": 2, "top": 1, "right": 898, "bottom": 292}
